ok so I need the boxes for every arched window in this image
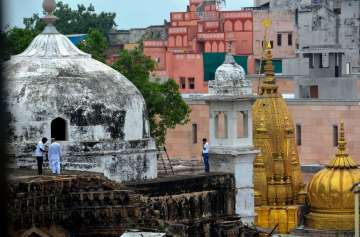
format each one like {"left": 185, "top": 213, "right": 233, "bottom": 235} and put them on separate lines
{"left": 244, "top": 20, "right": 252, "bottom": 31}
{"left": 176, "top": 35, "right": 183, "bottom": 47}
{"left": 215, "top": 112, "right": 228, "bottom": 139}
{"left": 224, "top": 20, "right": 233, "bottom": 32}
{"left": 205, "top": 41, "right": 212, "bottom": 52}
{"left": 51, "top": 117, "right": 67, "bottom": 141}
{"left": 237, "top": 111, "right": 249, "bottom": 138}
{"left": 212, "top": 41, "right": 218, "bottom": 52}
{"left": 218, "top": 41, "right": 225, "bottom": 52}
{"left": 183, "top": 35, "right": 188, "bottom": 47}
{"left": 234, "top": 20, "right": 243, "bottom": 31}
{"left": 168, "top": 36, "right": 175, "bottom": 47}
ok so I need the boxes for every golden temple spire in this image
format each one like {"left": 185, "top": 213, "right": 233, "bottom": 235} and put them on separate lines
{"left": 328, "top": 121, "right": 358, "bottom": 168}
{"left": 260, "top": 18, "right": 278, "bottom": 95}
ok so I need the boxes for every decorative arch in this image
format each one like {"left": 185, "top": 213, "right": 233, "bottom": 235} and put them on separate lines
{"left": 234, "top": 20, "right": 243, "bottom": 31}
{"left": 168, "top": 36, "right": 175, "bottom": 47}
{"left": 212, "top": 41, "right": 218, "bottom": 52}
{"left": 244, "top": 20, "right": 252, "bottom": 31}
{"left": 183, "top": 35, "right": 188, "bottom": 47}
{"left": 215, "top": 112, "right": 228, "bottom": 139}
{"left": 218, "top": 41, "right": 225, "bottom": 52}
{"left": 224, "top": 20, "right": 233, "bottom": 32}
{"left": 175, "top": 35, "right": 183, "bottom": 47}
{"left": 205, "top": 41, "right": 212, "bottom": 52}
{"left": 51, "top": 117, "right": 67, "bottom": 141}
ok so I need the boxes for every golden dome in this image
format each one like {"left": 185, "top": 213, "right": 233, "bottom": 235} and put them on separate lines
{"left": 306, "top": 122, "right": 360, "bottom": 230}
{"left": 252, "top": 39, "right": 305, "bottom": 207}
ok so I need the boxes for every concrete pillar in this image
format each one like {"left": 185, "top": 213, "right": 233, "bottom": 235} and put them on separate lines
{"left": 209, "top": 149, "right": 258, "bottom": 225}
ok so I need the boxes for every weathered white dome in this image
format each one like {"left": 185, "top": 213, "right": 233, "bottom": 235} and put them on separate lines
{"left": 4, "top": 25, "right": 149, "bottom": 143}
{"left": 215, "top": 54, "right": 245, "bottom": 81}
{"left": 209, "top": 53, "right": 251, "bottom": 96}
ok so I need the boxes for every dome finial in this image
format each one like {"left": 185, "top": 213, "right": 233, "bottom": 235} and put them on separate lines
{"left": 327, "top": 121, "right": 358, "bottom": 168}
{"left": 42, "top": 0, "right": 58, "bottom": 25}
{"left": 259, "top": 18, "right": 278, "bottom": 95}
{"left": 224, "top": 35, "right": 236, "bottom": 64}
{"left": 337, "top": 121, "right": 347, "bottom": 154}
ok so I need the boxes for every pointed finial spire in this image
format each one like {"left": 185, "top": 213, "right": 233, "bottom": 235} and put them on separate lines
{"left": 224, "top": 34, "right": 236, "bottom": 64}
{"left": 328, "top": 121, "right": 358, "bottom": 168}
{"left": 337, "top": 121, "right": 347, "bottom": 154}
{"left": 260, "top": 18, "right": 278, "bottom": 95}
{"left": 42, "top": 0, "right": 58, "bottom": 25}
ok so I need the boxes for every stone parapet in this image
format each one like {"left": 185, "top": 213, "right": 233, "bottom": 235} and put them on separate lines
{"left": 7, "top": 172, "right": 259, "bottom": 237}
{"left": 7, "top": 139, "right": 157, "bottom": 183}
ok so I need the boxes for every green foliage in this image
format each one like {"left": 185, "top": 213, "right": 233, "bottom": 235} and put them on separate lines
{"left": 24, "top": 1, "right": 116, "bottom": 35}
{"left": 1, "top": 28, "right": 37, "bottom": 61}
{"left": 112, "top": 48, "right": 191, "bottom": 146}
{"left": 2, "top": 1, "right": 115, "bottom": 60}
{"left": 77, "top": 28, "right": 108, "bottom": 62}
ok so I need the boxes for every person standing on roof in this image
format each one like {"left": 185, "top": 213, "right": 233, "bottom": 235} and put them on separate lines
{"left": 48, "top": 138, "right": 62, "bottom": 175}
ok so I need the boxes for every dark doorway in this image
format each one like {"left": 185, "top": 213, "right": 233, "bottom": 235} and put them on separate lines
{"left": 309, "top": 85, "right": 319, "bottom": 98}
{"left": 51, "top": 117, "right": 67, "bottom": 141}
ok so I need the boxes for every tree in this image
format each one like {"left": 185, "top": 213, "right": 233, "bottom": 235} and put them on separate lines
{"left": 111, "top": 48, "right": 191, "bottom": 146}
{"left": 1, "top": 28, "right": 37, "bottom": 61}
{"left": 2, "top": 1, "right": 116, "bottom": 60}
{"left": 77, "top": 28, "right": 108, "bottom": 62}
{"left": 24, "top": 1, "right": 116, "bottom": 35}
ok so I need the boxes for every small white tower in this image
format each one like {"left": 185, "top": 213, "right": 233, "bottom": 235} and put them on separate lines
{"left": 205, "top": 46, "right": 258, "bottom": 224}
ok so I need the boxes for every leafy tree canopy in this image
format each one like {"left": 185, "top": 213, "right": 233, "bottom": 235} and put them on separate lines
{"left": 1, "top": 28, "right": 37, "bottom": 61}
{"left": 24, "top": 1, "right": 116, "bottom": 35}
{"left": 2, "top": 1, "right": 116, "bottom": 61}
{"left": 112, "top": 48, "right": 191, "bottom": 146}
{"left": 77, "top": 28, "right": 108, "bottom": 63}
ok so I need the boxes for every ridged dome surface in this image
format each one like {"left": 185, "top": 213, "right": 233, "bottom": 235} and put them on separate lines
{"left": 209, "top": 53, "right": 251, "bottom": 96}
{"left": 215, "top": 54, "right": 245, "bottom": 81}
{"left": 4, "top": 24, "right": 148, "bottom": 143}
{"left": 306, "top": 122, "right": 360, "bottom": 230}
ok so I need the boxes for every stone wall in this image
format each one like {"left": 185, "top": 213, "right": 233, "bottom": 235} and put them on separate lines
{"left": 8, "top": 139, "right": 157, "bottom": 183}
{"left": 294, "top": 76, "right": 359, "bottom": 99}
{"left": 164, "top": 98, "right": 360, "bottom": 166}
{"left": 108, "top": 26, "right": 167, "bottom": 46}
{"left": 7, "top": 173, "right": 259, "bottom": 237}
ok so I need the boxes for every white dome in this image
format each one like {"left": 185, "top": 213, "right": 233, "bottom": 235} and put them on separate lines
{"left": 215, "top": 54, "right": 245, "bottom": 81}
{"left": 209, "top": 53, "right": 251, "bottom": 96}
{"left": 4, "top": 25, "right": 149, "bottom": 143}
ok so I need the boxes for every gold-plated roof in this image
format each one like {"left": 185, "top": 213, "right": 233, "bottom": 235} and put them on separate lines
{"left": 252, "top": 20, "right": 305, "bottom": 208}
{"left": 306, "top": 122, "right": 360, "bottom": 230}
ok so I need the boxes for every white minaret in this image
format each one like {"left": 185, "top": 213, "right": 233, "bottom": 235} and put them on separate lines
{"left": 204, "top": 44, "right": 258, "bottom": 225}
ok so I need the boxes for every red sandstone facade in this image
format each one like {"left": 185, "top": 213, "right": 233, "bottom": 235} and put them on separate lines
{"left": 143, "top": 1, "right": 360, "bottom": 166}
{"left": 144, "top": 0, "right": 254, "bottom": 93}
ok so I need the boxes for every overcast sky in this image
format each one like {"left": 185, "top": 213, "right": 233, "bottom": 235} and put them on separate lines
{"left": 3, "top": 0, "right": 254, "bottom": 29}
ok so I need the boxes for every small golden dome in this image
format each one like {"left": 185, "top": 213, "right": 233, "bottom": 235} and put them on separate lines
{"left": 306, "top": 122, "right": 360, "bottom": 230}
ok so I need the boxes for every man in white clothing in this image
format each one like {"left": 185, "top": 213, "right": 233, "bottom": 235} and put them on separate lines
{"left": 34, "top": 137, "right": 48, "bottom": 175}
{"left": 202, "top": 138, "right": 209, "bottom": 173}
{"left": 48, "top": 138, "right": 62, "bottom": 175}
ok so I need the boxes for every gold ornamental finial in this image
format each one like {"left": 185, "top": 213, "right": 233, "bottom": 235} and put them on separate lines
{"left": 337, "top": 121, "right": 346, "bottom": 153}
{"left": 260, "top": 17, "right": 278, "bottom": 95}
{"left": 328, "top": 121, "right": 358, "bottom": 168}
{"left": 261, "top": 18, "right": 272, "bottom": 51}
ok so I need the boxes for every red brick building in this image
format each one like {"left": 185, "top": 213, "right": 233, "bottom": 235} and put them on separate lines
{"left": 144, "top": 0, "right": 255, "bottom": 93}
